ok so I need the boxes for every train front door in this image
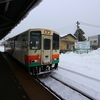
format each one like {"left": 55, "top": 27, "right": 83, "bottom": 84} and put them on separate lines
{"left": 41, "top": 35, "right": 52, "bottom": 65}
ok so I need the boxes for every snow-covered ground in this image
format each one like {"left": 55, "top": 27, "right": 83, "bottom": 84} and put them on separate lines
{"left": 1, "top": 46, "right": 100, "bottom": 100}
{"left": 40, "top": 49, "right": 100, "bottom": 100}
{"left": 57, "top": 49, "right": 100, "bottom": 100}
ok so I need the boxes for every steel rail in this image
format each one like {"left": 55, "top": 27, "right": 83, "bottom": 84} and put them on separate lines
{"left": 50, "top": 75, "right": 94, "bottom": 100}
{"left": 34, "top": 76, "right": 64, "bottom": 100}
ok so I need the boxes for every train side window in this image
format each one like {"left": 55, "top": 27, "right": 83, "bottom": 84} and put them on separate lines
{"left": 22, "top": 39, "right": 27, "bottom": 48}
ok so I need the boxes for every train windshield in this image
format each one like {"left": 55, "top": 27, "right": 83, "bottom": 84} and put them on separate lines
{"left": 44, "top": 39, "right": 50, "bottom": 50}
{"left": 30, "top": 31, "right": 41, "bottom": 50}
{"left": 53, "top": 33, "right": 59, "bottom": 49}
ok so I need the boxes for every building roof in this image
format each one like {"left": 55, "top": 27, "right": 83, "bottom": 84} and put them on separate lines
{"left": 60, "top": 33, "right": 77, "bottom": 40}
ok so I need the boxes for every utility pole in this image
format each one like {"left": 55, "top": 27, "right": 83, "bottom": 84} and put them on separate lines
{"left": 76, "top": 21, "right": 80, "bottom": 41}
{"left": 76, "top": 21, "right": 80, "bottom": 29}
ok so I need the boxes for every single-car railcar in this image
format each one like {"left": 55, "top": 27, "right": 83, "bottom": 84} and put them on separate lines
{"left": 4, "top": 28, "right": 60, "bottom": 75}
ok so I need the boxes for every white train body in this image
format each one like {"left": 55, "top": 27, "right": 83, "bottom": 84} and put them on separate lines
{"left": 4, "top": 28, "right": 60, "bottom": 75}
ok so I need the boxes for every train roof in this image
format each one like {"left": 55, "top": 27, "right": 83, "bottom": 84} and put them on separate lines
{"left": 15, "top": 28, "right": 60, "bottom": 35}
{"left": 29, "top": 28, "right": 60, "bottom": 34}
{"left": 5, "top": 28, "right": 60, "bottom": 40}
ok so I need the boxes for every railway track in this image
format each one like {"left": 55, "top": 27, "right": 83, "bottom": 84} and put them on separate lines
{"left": 38, "top": 74, "right": 94, "bottom": 100}
{"left": 59, "top": 67, "right": 100, "bottom": 82}
{"left": 57, "top": 67, "right": 100, "bottom": 95}
{"left": 34, "top": 76, "right": 64, "bottom": 100}
{"left": 50, "top": 75, "right": 94, "bottom": 100}
{"left": 53, "top": 67, "right": 100, "bottom": 99}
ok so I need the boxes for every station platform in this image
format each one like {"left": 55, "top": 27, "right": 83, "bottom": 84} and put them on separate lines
{"left": 0, "top": 52, "right": 58, "bottom": 100}
{"left": 0, "top": 52, "right": 30, "bottom": 100}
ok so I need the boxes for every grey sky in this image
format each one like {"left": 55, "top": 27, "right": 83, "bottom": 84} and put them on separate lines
{"left": 5, "top": 0, "right": 100, "bottom": 39}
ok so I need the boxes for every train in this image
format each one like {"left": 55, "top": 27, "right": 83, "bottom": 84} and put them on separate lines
{"left": 4, "top": 28, "right": 60, "bottom": 75}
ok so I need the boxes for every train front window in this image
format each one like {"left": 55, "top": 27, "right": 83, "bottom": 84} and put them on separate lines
{"left": 30, "top": 31, "right": 41, "bottom": 50}
{"left": 44, "top": 39, "right": 50, "bottom": 50}
{"left": 53, "top": 33, "right": 59, "bottom": 49}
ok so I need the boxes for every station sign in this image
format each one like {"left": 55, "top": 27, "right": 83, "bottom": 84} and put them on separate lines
{"left": 75, "top": 41, "right": 90, "bottom": 50}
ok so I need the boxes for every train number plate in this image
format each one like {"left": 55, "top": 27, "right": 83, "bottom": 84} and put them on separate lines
{"left": 44, "top": 59, "right": 50, "bottom": 63}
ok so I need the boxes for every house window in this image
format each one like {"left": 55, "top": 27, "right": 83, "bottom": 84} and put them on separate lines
{"left": 67, "top": 45, "right": 70, "bottom": 49}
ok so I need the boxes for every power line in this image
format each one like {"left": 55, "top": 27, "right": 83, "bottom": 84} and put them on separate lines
{"left": 55, "top": 21, "right": 100, "bottom": 36}
{"left": 56, "top": 22, "right": 100, "bottom": 32}
{"left": 80, "top": 21, "right": 100, "bottom": 28}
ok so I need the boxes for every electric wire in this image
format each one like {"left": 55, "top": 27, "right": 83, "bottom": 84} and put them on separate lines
{"left": 79, "top": 21, "right": 100, "bottom": 28}
{"left": 55, "top": 21, "right": 100, "bottom": 36}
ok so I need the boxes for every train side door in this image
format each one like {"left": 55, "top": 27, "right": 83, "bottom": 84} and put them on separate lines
{"left": 21, "top": 36, "right": 27, "bottom": 64}
{"left": 41, "top": 35, "right": 52, "bottom": 65}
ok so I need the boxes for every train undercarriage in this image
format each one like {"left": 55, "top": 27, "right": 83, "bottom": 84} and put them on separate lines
{"left": 29, "top": 64, "right": 58, "bottom": 76}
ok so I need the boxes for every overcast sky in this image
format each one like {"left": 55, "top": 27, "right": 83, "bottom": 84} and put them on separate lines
{"left": 4, "top": 0, "right": 100, "bottom": 40}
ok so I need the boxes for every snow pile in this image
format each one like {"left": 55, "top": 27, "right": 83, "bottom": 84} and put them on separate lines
{"left": 59, "top": 48, "right": 100, "bottom": 80}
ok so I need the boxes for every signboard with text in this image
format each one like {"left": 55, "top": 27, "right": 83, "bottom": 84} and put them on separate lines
{"left": 75, "top": 41, "right": 90, "bottom": 50}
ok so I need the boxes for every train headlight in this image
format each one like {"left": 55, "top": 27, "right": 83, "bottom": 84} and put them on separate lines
{"left": 44, "top": 30, "right": 51, "bottom": 34}
{"left": 54, "top": 58, "right": 57, "bottom": 60}
{"left": 53, "top": 58, "right": 59, "bottom": 60}
{"left": 34, "top": 60, "right": 38, "bottom": 62}
{"left": 30, "top": 60, "right": 38, "bottom": 63}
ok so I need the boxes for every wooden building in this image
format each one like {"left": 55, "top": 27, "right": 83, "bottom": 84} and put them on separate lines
{"left": 60, "top": 34, "right": 77, "bottom": 53}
